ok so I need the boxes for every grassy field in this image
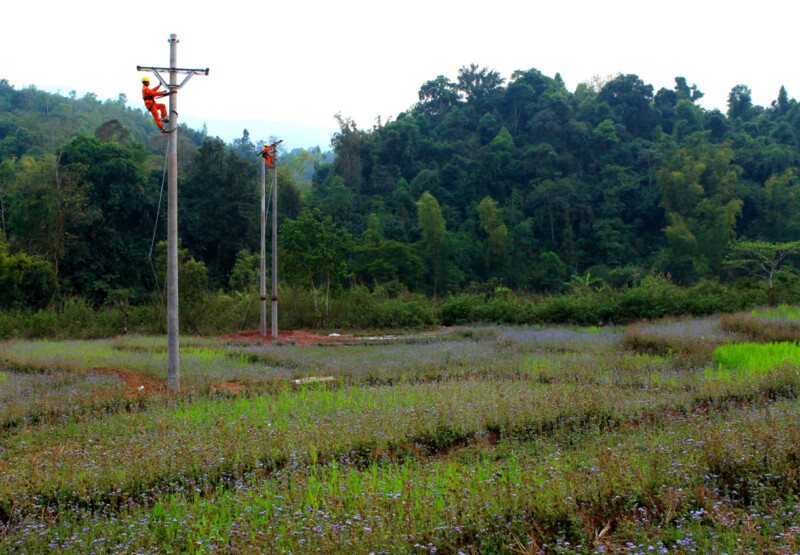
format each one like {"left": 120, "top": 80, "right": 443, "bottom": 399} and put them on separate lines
{"left": 1, "top": 319, "right": 799, "bottom": 554}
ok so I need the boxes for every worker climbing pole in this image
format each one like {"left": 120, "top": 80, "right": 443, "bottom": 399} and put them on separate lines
{"left": 141, "top": 76, "right": 170, "bottom": 132}
{"left": 259, "top": 140, "right": 283, "bottom": 338}
{"left": 138, "top": 34, "right": 208, "bottom": 391}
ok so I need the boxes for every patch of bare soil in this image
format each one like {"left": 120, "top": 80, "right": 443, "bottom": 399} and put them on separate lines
{"left": 209, "top": 381, "right": 247, "bottom": 394}
{"left": 219, "top": 330, "right": 348, "bottom": 345}
{"left": 92, "top": 367, "right": 166, "bottom": 393}
{"left": 220, "top": 327, "right": 455, "bottom": 346}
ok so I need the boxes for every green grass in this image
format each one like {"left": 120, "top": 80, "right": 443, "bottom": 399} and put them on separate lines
{"left": 712, "top": 341, "right": 800, "bottom": 371}
{"left": 3, "top": 322, "right": 800, "bottom": 553}
{"left": 750, "top": 303, "right": 800, "bottom": 320}
{"left": 6, "top": 399, "right": 800, "bottom": 553}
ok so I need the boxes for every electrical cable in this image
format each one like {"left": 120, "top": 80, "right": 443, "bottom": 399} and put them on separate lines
{"left": 144, "top": 146, "right": 170, "bottom": 375}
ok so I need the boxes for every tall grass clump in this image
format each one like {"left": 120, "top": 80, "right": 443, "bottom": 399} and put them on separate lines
{"left": 750, "top": 304, "right": 800, "bottom": 320}
{"left": 720, "top": 312, "right": 800, "bottom": 342}
{"left": 622, "top": 316, "right": 733, "bottom": 366}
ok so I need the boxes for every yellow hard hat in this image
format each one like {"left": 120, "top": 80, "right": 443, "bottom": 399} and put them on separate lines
{"left": 142, "top": 76, "right": 150, "bottom": 83}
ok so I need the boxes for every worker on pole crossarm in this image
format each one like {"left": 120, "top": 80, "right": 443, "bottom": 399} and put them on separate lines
{"left": 141, "top": 76, "right": 170, "bottom": 132}
{"left": 262, "top": 140, "right": 283, "bottom": 168}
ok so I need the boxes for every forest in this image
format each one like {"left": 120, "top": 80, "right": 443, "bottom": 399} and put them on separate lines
{"left": 2, "top": 68, "right": 800, "bottom": 322}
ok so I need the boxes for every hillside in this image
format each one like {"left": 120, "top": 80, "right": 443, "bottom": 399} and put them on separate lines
{"left": 313, "top": 68, "right": 800, "bottom": 291}
{"left": 2, "top": 68, "right": 800, "bottom": 309}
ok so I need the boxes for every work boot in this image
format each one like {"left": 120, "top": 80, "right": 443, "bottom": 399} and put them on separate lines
{"left": 161, "top": 118, "right": 170, "bottom": 124}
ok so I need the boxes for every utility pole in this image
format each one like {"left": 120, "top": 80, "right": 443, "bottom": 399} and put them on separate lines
{"left": 259, "top": 140, "right": 282, "bottom": 339}
{"left": 138, "top": 35, "right": 208, "bottom": 391}
{"left": 259, "top": 153, "right": 267, "bottom": 337}
{"left": 271, "top": 144, "right": 279, "bottom": 339}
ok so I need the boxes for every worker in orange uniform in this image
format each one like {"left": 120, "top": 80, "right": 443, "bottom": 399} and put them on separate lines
{"left": 262, "top": 141, "right": 279, "bottom": 168}
{"left": 141, "top": 76, "right": 169, "bottom": 132}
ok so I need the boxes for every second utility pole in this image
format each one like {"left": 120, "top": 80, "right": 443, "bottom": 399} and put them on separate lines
{"left": 259, "top": 152, "right": 267, "bottom": 336}
{"left": 260, "top": 141, "right": 281, "bottom": 339}
{"left": 271, "top": 148, "right": 278, "bottom": 339}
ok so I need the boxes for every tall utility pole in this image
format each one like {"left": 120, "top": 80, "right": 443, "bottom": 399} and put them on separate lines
{"left": 259, "top": 141, "right": 282, "bottom": 339}
{"left": 271, "top": 146, "right": 279, "bottom": 339}
{"left": 138, "top": 34, "right": 208, "bottom": 391}
{"left": 259, "top": 153, "right": 267, "bottom": 337}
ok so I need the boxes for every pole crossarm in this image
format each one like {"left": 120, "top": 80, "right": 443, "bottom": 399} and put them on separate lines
{"left": 136, "top": 66, "right": 209, "bottom": 90}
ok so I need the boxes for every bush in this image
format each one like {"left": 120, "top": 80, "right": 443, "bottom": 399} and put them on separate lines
{"left": 0, "top": 281, "right": 782, "bottom": 340}
{"left": 0, "top": 235, "right": 57, "bottom": 309}
{"left": 331, "top": 287, "right": 436, "bottom": 330}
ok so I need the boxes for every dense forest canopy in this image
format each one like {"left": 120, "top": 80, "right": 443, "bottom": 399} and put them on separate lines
{"left": 2, "top": 66, "right": 800, "bottom": 309}
{"left": 317, "top": 67, "right": 800, "bottom": 291}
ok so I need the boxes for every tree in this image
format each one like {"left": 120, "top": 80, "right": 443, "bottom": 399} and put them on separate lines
{"left": 775, "top": 85, "right": 790, "bottom": 115}
{"left": 417, "top": 75, "right": 459, "bottom": 116}
{"left": 280, "top": 208, "right": 352, "bottom": 322}
{"left": 94, "top": 119, "right": 130, "bottom": 144}
{"left": 6, "top": 151, "right": 96, "bottom": 287}
{"left": 181, "top": 137, "right": 259, "bottom": 286}
{"left": 56, "top": 136, "right": 151, "bottom": 299}
{"left": 331, "top": 114, "right": 366, "bottom": 193}
{"left": 415, "top": 191, "right": 448, "bottom": 295}
{"left": 0, "top": 159, "right": 12, "bottom": 236}
{"left": 228, "top": 249, "right": 261, "bottom": 292}
{"left": 352, "top": 216, "right": 424, "bottom": 289}
{"left": 727, "top": 84, "right": 754, "bottom": 121}
{"left": 154, "top": 240, "right": 210, "bottom": 330}
{"left": 658, "top": 137, "right": 743, "bottom": 279}
{"left": 597, "top": 74, "right": 656, "bottom": 137}
{"left": 674, "top": 77, "right": 703, "bottom": 102}
{"left": 476, "top": 196, "right": 509, "bottom": 276}
{"left": 725, "top": 240, "right": 800, "bottom": 304}
{"left": 456, "top": 64, "right": 505, "bottom": 104}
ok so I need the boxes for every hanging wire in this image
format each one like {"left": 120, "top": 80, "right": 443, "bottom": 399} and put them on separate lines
{"left": 144, "top": 147, "right": 170, "bottom": 374}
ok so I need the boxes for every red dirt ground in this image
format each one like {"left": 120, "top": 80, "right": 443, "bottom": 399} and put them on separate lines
{"left": 219, "top": 329, "right": 350, "bottom": 345}
{"left": 93, "top": 367, "right": 166, "bottom": 393}
{"left": 220, "top": 327, "right": 455, "bottom": 346}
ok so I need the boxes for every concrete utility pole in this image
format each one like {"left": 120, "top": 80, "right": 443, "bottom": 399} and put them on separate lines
{"left": 259, "top": 141, "right": 282, "bottom": 339}
{"left": 138, "top": 34, "right": 208, "bottom": 391}
{"left": 259, "top": 153, "right": 267, "bottom": 337}
{"left": 271, "top": 147, "right": 279, "bottom": 339}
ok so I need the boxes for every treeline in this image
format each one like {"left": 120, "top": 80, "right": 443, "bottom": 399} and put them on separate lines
{"left": 2, "top": 69, "right": 800, "bottom": 325}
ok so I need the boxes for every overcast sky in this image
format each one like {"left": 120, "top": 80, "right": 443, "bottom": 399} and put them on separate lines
{"left": 4, "top": 0, "right": 798, "bottom": 149}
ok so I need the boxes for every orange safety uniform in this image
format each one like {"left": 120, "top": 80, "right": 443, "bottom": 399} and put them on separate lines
{"left": 263, "top": 144, "right": 276, "bottom": 168}
{"left": 142, "top": 83, "right": 167, "bottom": 130}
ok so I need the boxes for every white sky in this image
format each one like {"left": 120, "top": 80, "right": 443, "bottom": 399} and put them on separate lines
{"left": 3, "top": 0, "right": 799, "bottom": 149}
